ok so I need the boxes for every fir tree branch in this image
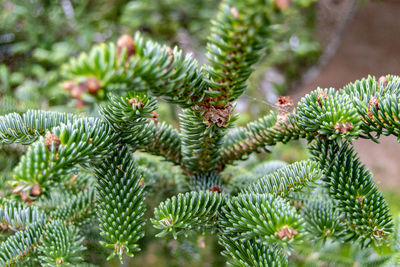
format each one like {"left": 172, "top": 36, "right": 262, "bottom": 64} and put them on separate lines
{"left": 50, "top": 189, "right": 95, "bottom": 225}
{"left": 205, "top": 0, "right": 281, "bottom": 105}
{"left": 37, "top": 220, "right": 86, "bottom": 266}
{"left": 296, "top": 87, "right": 362, "bottom": 141}
{"left": 220, "top": 193, "right": 303, "bottom": 249}
{"left": 0, "top": 110, "right": 76, "bottom": 145}
{"left": 219, "top": 235, "right": 288, "bottom": 267}
{"left": 62, "top": 32, "right": 207, "bottom": 107}
{"left": 242, "top": 160, "right": 322, "bottom": 196}
{"left": 0, "top": 199, "right": 46, "bottom": 231}
{"left": 301, "top": 199, "right": 346, "bottom": 242}
{"left": 152, "top": 190, "right": 224, "bottom": 239}
{"left": 310, "top": 140, "right": 393, "bottom": 246}
{"left": 11, "top": 118, "right": 119, "bottom": 191}
{"left": 0, "top": 222, "right": 44, "bottom": 266}
{"left": 99, "top": 93, "right": 181, "bottom": 164}
{"left": 94, "top": 145, "right": 146, "bottom": 262}
{"left": 342, "top": 75, "right": 400, "bottom": 141}
{"left": 180, "top": 108, "right": 229, "bottom": 174}
{"left": 219, "top": 110, "right": 306, "bottom": 165}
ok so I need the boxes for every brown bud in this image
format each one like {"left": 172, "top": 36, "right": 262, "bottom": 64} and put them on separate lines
{"left": 21, "top": 191, "right": 29, "bottom": 202}
{"left": 85, "top": 77, "right": 101, "bottom": 94}
{"left": 276, "top": 225, "right": 298, "bottom": 239}
{"left": 62, "top": 80, "right": 75, "bottom": 92}
{"left": 148, "top": 111, "right": 159, "bottom": 123}
{"left": 374, "top": 230, "right": 384, "bottom": 238}
{"left": 117, "top": 34, "right": 135, "bottom": 58}
{"left": 334, "top": 122, "right": 354, "bottom": 134}
{"left": 275, "top": 0, "right": 291, "bottom": 11}
{"left": 45, "top": 133, "right": 61, "bottom": 151}
{"left": 343, "top": 122, "right": 354, "bottom": 131}
{"left": 30, "top": 184, "right": 41, "bottom": 197}
{"left": 197, "top": 236, "right": 206, "bottom": 248}
{"left": 166, "top": 46, "right": 174, "bottom": 58}
{"left": 367, "top": 97, "right": 379, "bottom": 119}
{"left": 275, "top": 96, "right": 293, "bottom": 114}
{"left": 357, "top": 196, "right": 364, "bottom": 203}
{"left": 138, "top": 179, "right": 145, "bottom": 187}
{"left": 56, "top": 258, "right": 63, "bottom": 265}
{"left": 76, "top": 100, "right": 87, "bottom": 109}
{"left": 209, "top": 185, "right": 222, "bottom": 194}
{"left": 129, "top": 98, "right": 144, "bottom": 107}
{"left": 230, "top": 7, "right": 239, "bottom": 18}
{"left": 317, "top": 91, "right": 328, "bottom": 106}
{"left": 70, "top": 83, "right": 86, "bottom": 99}
{"left": 378, "top": 76, "right": 388, "bottom": 89}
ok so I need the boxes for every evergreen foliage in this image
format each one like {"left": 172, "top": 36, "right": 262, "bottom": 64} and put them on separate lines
{"left": 0, "top": 0, "right": 398, "bottom": 265}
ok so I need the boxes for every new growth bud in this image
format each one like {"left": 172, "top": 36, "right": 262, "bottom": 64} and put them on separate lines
{"left": 86, "top": 77, "right": 101, "bottom": 94}
{"left": 274, "top": 0, "right": 291, "bottom": 11}
{"left": 45, "top": 133, "right": 61, "bottom": 151}
{"left": 117, "top": 34, "right": 136, "bottom": 58}
{"left": 30, "top": 184, "right": 41, "bottom": 197}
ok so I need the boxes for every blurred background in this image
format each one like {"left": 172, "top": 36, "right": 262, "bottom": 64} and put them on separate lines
{"left": 0, "top": 0, "right": 399, "bottom": 266}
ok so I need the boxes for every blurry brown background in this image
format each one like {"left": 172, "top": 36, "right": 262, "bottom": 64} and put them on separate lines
{"left": 291, "top": 0, "right": 400, "bottom": 190}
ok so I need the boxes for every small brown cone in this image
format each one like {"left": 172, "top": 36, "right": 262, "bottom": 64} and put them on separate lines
{"left": 62, "top": 80, "right": 75, "bottom": 92}
{"left": 209, "top": 185, "right": 222, "bottom": 194}
{"left": 21, "top": 191, "right": 29, "bottom": 202}
{"left": 30, "top": 184, "right": 41, "bottom": 197}
{"left": 86, "top": 77, "right": 101, "bottom": 94}
{"left": 76, "top": 100, "right": 87, "bottom": 109}
{"left": 45, "top": 133, "right": 61, "bottom": 151}
{"left": 378, "top": 76, "right": 388, "bottom": 89}
{"left": 275, "top": 0, "right": 291, "bottom": 11}
{"left": 230, "top": 7, "right": 239, "bottom": 18}
{"left": 317, "top": 91, "right": 328, "bottom": 106}
{"left": 149, "top": 111, "right": 159, "bottom": 123}
{"left": 129, "top": 98, "right": 144, "bottom": 107}
{"left": 70, "top": 83, "right": 86, "bottom": 99}
{"left": 276, "top": 225, "right": 298, "bottom": 239}
{"left": 117, "top": 34, "right": 136, "bottom": 58}
{"left": 275, "top": 96, "right": 293, "bottom": 114}
{"left": 367, "top": 97, "right": 379, "bottom": 119}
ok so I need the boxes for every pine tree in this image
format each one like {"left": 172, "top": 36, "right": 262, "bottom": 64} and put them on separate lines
{"left": 0, "top": 0, "right": 399, "bottom": 266}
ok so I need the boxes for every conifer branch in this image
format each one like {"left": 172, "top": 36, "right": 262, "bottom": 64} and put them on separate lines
{"left": 219, "top": 235, "right": 288, "bottom": 267}
{"left": 180, "top": 109, "right": 229, "bottom": 174}
{"left": 11, "top": 118, "right": 118, "bottom": 191}
{"left": 310, "top": 140, "right": 393, "bottom": 246}
{"left": 205, "top": 0, "right": 280, "bottom": 105}
{"left": 0, "top": 110, "right": 76, "bottom": 145}
{"left": 94, "top": 146, "right": 146, "bottom": 262}
{"left": 152, "top": 191, "right": 224, "bottom": 239}
{"left": 0, "top": 199, "right": 46, "bottom": 231}
{"left": 99, "top": 93, "right": 181, "bottom": 164}
{"left": 301, "top": 199, "right": 346, "bottom": 242}
{"left": 242, "top": 160, "right": 322, "bottom": 196}
{"left": 62, "top": 33, "right": 207, "bottom": 107}
{"left": 37, "top": 220, "right": 86, "bottom": 266}
{"left": 220, "top": 110, "right": 306, "bottom": 165}
{"left": 220, "top": 193, "right": 303, "bottom": 249}
{"left": 0, "top": 222, "right": 44, "bottom": 266}
{"left": 49, "top": 189, "right": 95, "bottom": 225}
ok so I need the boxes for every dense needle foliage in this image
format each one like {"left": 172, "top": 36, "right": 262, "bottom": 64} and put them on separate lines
{"left": 0, "top": 0, "right": 399, "bottom": 266}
